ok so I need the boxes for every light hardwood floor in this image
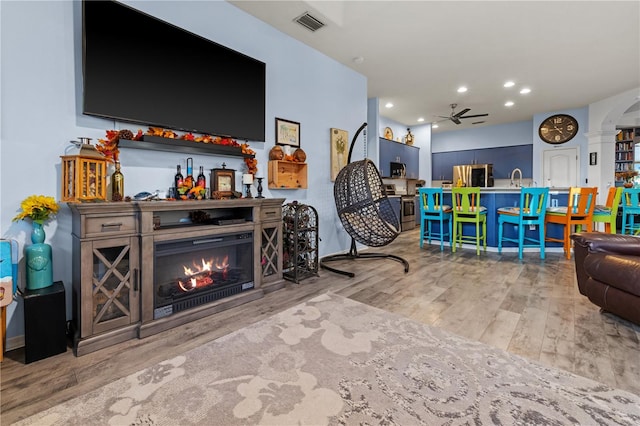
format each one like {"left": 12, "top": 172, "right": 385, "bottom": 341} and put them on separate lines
{"left": 2, "top": 229, "right": 639, "bottom": 424}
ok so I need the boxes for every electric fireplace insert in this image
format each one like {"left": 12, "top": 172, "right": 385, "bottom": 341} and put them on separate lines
{"left": 153, "top": 231, "right": 254, "bottom": 319}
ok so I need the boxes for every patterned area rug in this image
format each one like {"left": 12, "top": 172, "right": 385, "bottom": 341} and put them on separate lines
{"left": 14, "top": 293, "right": 640, "bottom": 425}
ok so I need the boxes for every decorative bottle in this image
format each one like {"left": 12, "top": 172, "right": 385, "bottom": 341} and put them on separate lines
{"left": 174, "top": 164, "right": 184, "bottom": 189}
{"left": 184, "top": 157, "right": 194, "bottom": 189}
{"left": 197, "top": 166, "right": 206, "bottom": 188}
{"left": 111, "top": 161, "right": 125, "bottom": 201}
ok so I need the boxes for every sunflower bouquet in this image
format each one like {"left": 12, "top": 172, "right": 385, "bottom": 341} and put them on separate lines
{"left": 12, "top": 195, "right": 59, "bottom": 225}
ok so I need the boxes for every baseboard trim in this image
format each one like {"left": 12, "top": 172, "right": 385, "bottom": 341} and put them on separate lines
{"left": 6, "top": 334, "right": 25, "bottom": 351}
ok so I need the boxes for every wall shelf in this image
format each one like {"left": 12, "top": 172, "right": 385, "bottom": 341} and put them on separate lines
{"left": 119, "top": 135, "right": 254, "bottom": 158}
{"left": 268, "top": 160, "right": 308, "bottom": 189}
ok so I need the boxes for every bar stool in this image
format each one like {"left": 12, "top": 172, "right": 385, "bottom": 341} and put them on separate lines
{"left": 451, "top": 187, "right": 487, "bottom": 255}
{"left": 545, "top": 187, "right": 597, "bottom": 259}
{"left": 621, "top": 187, "right": 640, "bottom": 235}
{"left": 592, "top": 186, "right": 622, "bottom": 234}
{"left": 497, "top": 187, "right": 549, "bottom": 260}
{"left": 418, "top": 187, "right": 452, "bottom": 251}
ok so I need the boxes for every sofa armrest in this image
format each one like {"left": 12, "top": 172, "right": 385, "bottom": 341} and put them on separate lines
{"left": 571, "top": 232, "right": 640, "bottom": 256}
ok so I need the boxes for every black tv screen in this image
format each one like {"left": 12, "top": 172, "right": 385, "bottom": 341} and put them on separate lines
{"left": 82, "top": 1, "right": 266, "bottom": 142}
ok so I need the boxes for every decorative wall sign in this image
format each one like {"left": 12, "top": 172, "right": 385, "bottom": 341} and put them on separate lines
{"left": 590, "top": 152, "right": 597, "bottom": 166}
{"left": 330, "top": 128, "right": 348, "bottom": 181}
{"left": 275, "top": 118, "right": 300, "bottom": 147}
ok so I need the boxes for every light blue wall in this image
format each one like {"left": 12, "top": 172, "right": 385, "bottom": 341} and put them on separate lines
{"left": 0, "top": 1, "right": 367, "bottom": 342}
{"left": 432, "top": 120, "right": 533, "bottom": 153}
{"left": 533, "top": 107, "right": 589, "bottom": 186}
{"left": 432, "top": 108, "right": 589, "bottom": 185}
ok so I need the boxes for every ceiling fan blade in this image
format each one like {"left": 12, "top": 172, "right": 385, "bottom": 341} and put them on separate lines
{"left": 451, "top": 117, "right": 461, "bottom": 125}
{"left": 459, "top": 113, "right": 489, "bottom": 119}
{"left": 452, "top": 108, "right": 470, "bottom": 118}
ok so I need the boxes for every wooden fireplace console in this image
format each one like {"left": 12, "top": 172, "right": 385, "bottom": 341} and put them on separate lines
{"left": 69, "top": 198, "right": 285, "bottom": 356}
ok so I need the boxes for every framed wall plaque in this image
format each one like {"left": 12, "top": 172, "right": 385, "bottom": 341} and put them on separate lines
{"left": 275, "top": 118, "right": 300, "bottom": 147}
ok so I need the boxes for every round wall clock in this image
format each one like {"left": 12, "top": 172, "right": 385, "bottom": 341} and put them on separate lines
{"left": 538, "top": 114, "right": 579, "bottom": 144}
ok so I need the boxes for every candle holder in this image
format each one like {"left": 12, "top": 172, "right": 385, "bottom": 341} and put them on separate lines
{"left": 244, "top": 183, "right": 253, "bottom": 198}
{"left": 255, "top": 177, "right": 265, "bottom": 198}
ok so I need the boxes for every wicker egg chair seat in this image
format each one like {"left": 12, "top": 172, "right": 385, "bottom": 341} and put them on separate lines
{"left": 320, "top": 123, "right": 409, "bottom": 277}
{"left": 335, "top": 159, "right": 400, "bottom": 246}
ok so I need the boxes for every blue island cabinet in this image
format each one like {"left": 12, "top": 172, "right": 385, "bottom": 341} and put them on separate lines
{"left": 418, "top": 189, "right": 569, "bottom": 250}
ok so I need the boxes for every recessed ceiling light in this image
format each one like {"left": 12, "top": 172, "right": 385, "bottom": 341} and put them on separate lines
{"left": 520, "top": 88, "right": 531, "bottom": 94}
{"left": 385, "top": 102, "right": 394, "bottom": 108}
{"left": 457, "top": 86, "right": 468, "bottom": 93}
{"left": 417, "top": 117, "right": 425, "bottom": 122}
{"left": 432, "top": 123, "right": 439, "bottom": 129}
{"left": 504, "top": 81, "right": 515, "bottom": 88}
{"left": 505, "top": 101, "right": 515, "bottom": 107}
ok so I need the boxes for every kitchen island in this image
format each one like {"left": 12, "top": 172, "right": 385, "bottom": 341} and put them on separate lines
{"left": 417, "top": 187, "right": 571, "bottom": 250}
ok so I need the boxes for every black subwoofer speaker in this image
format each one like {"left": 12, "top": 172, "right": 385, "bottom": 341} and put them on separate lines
{"left": 22, "top": 281, "right": 67, "bottom": 363}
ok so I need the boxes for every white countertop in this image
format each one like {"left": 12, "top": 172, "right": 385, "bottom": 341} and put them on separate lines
{"left": 393, "top": 187, "right": 571, "bottom": 196}
{"left": 440, "top": 187, "right": 571, "bottom": 194}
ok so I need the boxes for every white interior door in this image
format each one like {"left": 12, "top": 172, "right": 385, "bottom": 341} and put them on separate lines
{"left": 543, "top": 148, "right": 578, "bottom": 187}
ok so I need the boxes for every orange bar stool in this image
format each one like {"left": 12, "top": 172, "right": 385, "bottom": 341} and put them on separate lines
{"left": 498, "top": 187, "right": 549, "bottom": 260}
{"left": 451, "top": 187, "right": 487, "bottom": 255}
{"left": 545, "top": 187, "right": 597, "bottom": 259}
{"left": 592, "top": 186, "right": 622, "bottom": 233}
{"left": 418, "top": 187, "right": 452, "bottom": 251}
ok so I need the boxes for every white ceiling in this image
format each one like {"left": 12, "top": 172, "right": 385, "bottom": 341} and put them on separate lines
{"left": 229, "top": 0, "right": 640, "bottom": 132}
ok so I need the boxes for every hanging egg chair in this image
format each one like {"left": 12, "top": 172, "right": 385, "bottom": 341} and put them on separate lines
{"left": 320, "top": 123, "right": 409, "bottom": 277}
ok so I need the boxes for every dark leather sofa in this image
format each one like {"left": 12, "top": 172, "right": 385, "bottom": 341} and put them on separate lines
{"left": 571, "top": 232, "right": 640, "bottom": 325}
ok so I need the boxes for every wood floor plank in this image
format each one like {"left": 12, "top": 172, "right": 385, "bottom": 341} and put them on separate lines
{"left": 480, "top": 309, "right": 521, "bottom": 350}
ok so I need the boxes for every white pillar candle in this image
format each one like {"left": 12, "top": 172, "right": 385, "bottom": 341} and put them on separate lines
{"left": 242, "top": 173, "right": 254, "bottom": 184}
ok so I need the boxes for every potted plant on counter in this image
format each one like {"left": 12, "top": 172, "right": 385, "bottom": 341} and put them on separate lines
{"left": 616, "top": 170, "right": 638, "bottom": 188}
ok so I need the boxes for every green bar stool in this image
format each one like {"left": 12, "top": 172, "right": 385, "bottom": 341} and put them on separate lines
{"left": 497, "top": 187, "right": 549, "bottom": 260}
{"left": 451, "top": 187, "right": 487, "bottom": 255}
{"left": 592, "top": 186, "right": 622, "bottom": 233}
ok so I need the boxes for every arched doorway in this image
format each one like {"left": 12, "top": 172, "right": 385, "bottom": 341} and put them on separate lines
{"left": 587, "top": 88, "right": 640, "bottom": 203}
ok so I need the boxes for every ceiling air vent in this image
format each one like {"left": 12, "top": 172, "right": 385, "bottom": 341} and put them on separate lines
{"left": 294, "top": 12, "right": 325, "bottom": 32}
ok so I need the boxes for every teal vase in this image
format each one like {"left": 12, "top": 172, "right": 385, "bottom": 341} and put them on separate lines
{"left": 25, "top": 221, "right": 53, "bottom": 290}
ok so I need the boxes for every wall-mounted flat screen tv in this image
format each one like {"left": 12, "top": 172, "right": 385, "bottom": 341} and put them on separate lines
{"left": 82, "top": 0, "right": 266, "bottom": 142}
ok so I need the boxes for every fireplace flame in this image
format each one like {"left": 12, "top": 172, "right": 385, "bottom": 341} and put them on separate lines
{"left": 177, "top": 256, "right": 229, "bottom": 292}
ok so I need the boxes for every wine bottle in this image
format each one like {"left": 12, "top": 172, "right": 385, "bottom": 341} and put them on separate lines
{"left": 174, "top": 164, "right": 184, "bottom": 189}
{"left": 111, "top": 161, "right": 125, "bottom": 202}
{"left": 197, "top": 166, "right": 206, "bottom": 188}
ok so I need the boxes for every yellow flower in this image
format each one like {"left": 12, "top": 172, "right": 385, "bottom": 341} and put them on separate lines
{"left": 12, "top": 195, "right": 59, "bottom": 224}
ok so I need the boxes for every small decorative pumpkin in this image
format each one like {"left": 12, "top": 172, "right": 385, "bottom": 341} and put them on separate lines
{"left": 269, "top": 145, "right": 284, "bottom": 160}
{"left": 293, "top": 148, "right": 307, "bottom": 163}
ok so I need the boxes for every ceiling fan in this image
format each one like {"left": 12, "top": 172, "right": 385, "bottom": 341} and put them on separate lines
{"left": 436, "top": 103, "right": 489, "bottom": 125}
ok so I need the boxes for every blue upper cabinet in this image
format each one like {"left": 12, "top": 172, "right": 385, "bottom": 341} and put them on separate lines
{"left": 379, "top": 138, "right": 420, "bottom": 178}
{"left": 432, "top": 145, "right": 532, "bottom": 180}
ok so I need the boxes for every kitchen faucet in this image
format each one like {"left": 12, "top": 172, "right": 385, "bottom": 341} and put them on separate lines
{"left": 510, "top": 168, "right": 522, "bottom": 187}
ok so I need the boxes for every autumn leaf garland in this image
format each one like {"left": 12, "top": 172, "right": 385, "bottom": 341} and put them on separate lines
{"left": 96, "top": 127, "right": 258, "bottom": 175}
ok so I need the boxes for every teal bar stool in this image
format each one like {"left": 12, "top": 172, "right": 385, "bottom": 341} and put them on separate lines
{"left": 621, "top": 187, "right": 640, "bottom": 235}
{"left": 497, "top": 187, "right": 549, "bottom": 260}
{"left": 451, "top": 187, "right": 487, "bottom": 255}
{"left": 418, "top": 187, "right": 452, "bottom": 251}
